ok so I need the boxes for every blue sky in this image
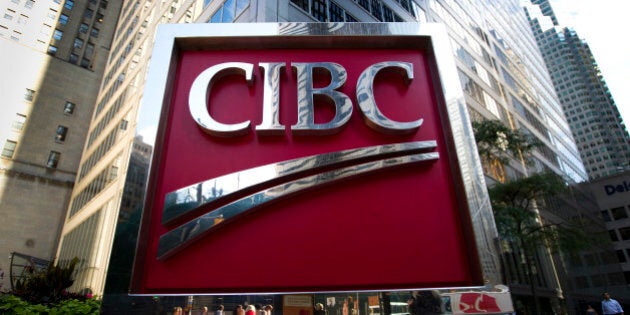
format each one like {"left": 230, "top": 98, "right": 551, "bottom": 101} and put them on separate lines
{"left": 550, "top": 0, "right": 630, "bottom": 126}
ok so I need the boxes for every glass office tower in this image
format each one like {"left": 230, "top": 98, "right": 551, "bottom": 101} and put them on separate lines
{"left": 527, "top": 0, "right": 630, "bottom": 180}
{"left": 54, "top": 0, "right": 604, "bottom": 313}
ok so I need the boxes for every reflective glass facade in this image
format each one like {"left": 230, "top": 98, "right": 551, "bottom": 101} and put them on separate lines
{"left": 527, "top": 2, "right": 630, "bottom": 180}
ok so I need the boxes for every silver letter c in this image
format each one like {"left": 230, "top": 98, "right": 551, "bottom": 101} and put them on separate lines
{"left": 189, "top": 62, "right": 254, "bottom": 137}
{"left": 356, "top": 62, "right": 422, "bottom": 135}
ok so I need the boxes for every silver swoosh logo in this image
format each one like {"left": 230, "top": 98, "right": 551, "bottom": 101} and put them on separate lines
{"left": 158, "top": 141, "right": 439, "bottom": 259}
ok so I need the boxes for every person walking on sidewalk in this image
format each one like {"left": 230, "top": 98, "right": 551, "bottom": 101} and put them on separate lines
{"left": 602, "top": 292, "right": 624, "bottom": 315}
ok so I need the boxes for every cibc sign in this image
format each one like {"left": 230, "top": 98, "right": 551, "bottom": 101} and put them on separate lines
{"left": 131, "top": 23, "right": 498, "bottom": 294}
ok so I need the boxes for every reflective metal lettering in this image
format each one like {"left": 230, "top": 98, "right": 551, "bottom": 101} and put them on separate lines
{"left": 256, "top": 63, "right": 285, "bottom": 135}
{"left": 189, "top": 61, "right": 421, "bottom": 137}
{"left": 189, "top": 62, "right": 254, "bottom": 137}
{"left": 291, "top": 62, "right": 353, "bottom": 135}
{"left": 356, "top": 61, "right": 422, "bottom": 134}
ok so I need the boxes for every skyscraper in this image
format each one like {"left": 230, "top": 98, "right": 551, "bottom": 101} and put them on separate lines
{"left": 53, "top": 0, "right": 604, "bottom": 312}
{"left": 0, "top": 0, "right": 120, "bottom": 290}
{"left": 527, "top": 0, "right": 630, "bottom": 180}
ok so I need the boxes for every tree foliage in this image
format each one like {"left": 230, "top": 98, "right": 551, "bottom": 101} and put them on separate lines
{"left": 472, "top": 120, "right": 540, "bottom": 165}
{"left": 1, "top": 255, "right": 100, "bottom": 314}
{"left": 473, "top": 119, "right": 593, "bottom": 314}
{"left": 13, "top": 257, "right": 78, "bottom": 305}
{"left": 489, "top": 172, "right": 591, "bottom": 254}
{"left": 0, "top": 295, "right": 100, "bottom": 315}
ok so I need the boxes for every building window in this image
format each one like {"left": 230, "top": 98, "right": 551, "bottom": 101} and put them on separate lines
{"left": 609, "top": 230, "right": 619, "bottom": 242}
{"left": 311, "top": 0, "right": 327, "bottom": 21}
{"left": 210, "top": 0, "right": 250, "bottom": 23}
{"left": 53, "top": 29, "right": 63, "bottom": 40}
{"left": 2, "top": 140, "right": 17, "bottom": 159}
{"left": 24, "top": 0, "right": 34, "bottom": 9}
{"left": 73, "top": 37, "right": 83, "bottom": 49}
{"left": 601, "top": 210, "right": 611, "bottom": 222}
{"left": 84, "top": 43, "right": 94, "bottom": 57}
{"left": 574, "top": 276, "right": 589, "bottom": 289}
{"left": 329, "top": 2, "right": 344, "bottom": 22}
{"left": 59, "top": 14, "right": 69, "bottom": 25}
{"left": 609, "top": 272, "right": 627, "bottom": 286}
{"left": 90, "top": 27, "right": 99, "bottom": 37}
{"left": 64, "top": 0, "right": 74, "bottom": 10}
{"left": 591, "top": 274, "right": 607, "bottom": 287}
{"left": 11, "top": 114, "right": 26, "bottom": 132}
{"left": 79, "top": 23, "right": 88, "bottom": 33}
{"left": 69, "top": 53, "right": 78, "bottom": 64}
{"left": 617, "top": 250, "right": 627, "bottom": 263}
{"left": 24, "top": 88, "right": 35, "bottom": 101}
{"left": 292, "top": 0, "right": 308, "bottom": 11}
{"left": 55, "top": 125, "right": 68, "bottom": 142}
{"left": 619, "top": 227, "right": 630, "bottom": 241}
{"left": 64, "top": 101, "right": 75, "bottom": 114}
{"left": 47, "top": 151, "right": 61, "bottom": 168}
{"left": 84, "top": 8, "right": 93, "bottom": 19}
{"left": 47, "top": 45, "right": 58, "bottom": 55}
{"left": 611, "top": 206, "right": 627, "bottom": 220}
{"left": 17, "top": 14, "right": 28, "bottom": 24}
{"left": 80, "top": 58, "right": 90, "bottom": 68}
{"left": 46, "top": 9, "right": 57, "bottom": 20}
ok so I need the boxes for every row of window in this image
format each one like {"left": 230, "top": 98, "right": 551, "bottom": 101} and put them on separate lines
{"left": 573, "top": 272, "right": 628, "bottom": 290}
{"left": 209, "top": 0, "right": 250, "bottom": 23}
{"left": 602, "top": 205, "right": 629, "bottom": 222}
{"left": 7, "top": 0, "right": 35, "bottom": 9}
{"left": 69, "top": 153, "right": 121, "bottom": 217}
{"left": 290, "top": 0, "right": 357, "bottom": 22}
{"left": 52, "top": 25, "right": 100, "bottom": 42}
{"left": 57, "top": 208, "right": 102, "bottom": 275}
{"left": 609, "top": 226, "right": 630, "bottom": 242}
{"left": 290, "top": 0, "right": 410, "bottom": 23}
{"left": 1, "top": 96, "right": 76, "bottom": 170}
{"left": 1, "top": 140, "right": 60, "bottom": 169}
{"left": 47, "top": 0, "right": 106, "bottom": 69}
{"left": 78, "top": 120, "right": 126, "bottom": 181}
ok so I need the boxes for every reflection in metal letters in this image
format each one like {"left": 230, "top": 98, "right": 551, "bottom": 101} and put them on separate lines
{"left": 189, "top": 62, "right": 254, "bottom": 137}
{"left": 356, "top": 62, "right": 422, "bottom": 134}
{"left": 256, "top": 62, "right": 285, "bottom": 135}
{"left": 157, "top": 148, "right": 439, "bottom": 259}
{"left": 162, "top": 141, "right": 437, "bottom": 224}
{"left": 291, "top": 62, "right": 352, "bottom": 135}
{"left": 189, "top": 61, "right": 422, "bottom": 136}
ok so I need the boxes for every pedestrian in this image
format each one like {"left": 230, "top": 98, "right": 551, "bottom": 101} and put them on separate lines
{"left": 602, "top": 292, "right": 624, "bottom": 315}
{"left": 235, "top": 305, "right": 245, "bottom": 315}
{"left": 245, "top": 304, "right": 256, "bottom": 315}
{"left": 264, "top": 305, "right": 273, "bottom": 315}
{"left": 216, "top": 304, "right": 225, "bottom": 315}
{"left": 315, "top": 303, "right": 326, "bottom": 315}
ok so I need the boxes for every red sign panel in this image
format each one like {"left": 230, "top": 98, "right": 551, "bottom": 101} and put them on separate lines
{"left": 131, "top": 31, "right": 481, "bottom": 294}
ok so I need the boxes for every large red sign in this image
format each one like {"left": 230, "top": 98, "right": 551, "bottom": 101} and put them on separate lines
{"left": 131, "top": 30, "right": 481, "bottom": 294}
